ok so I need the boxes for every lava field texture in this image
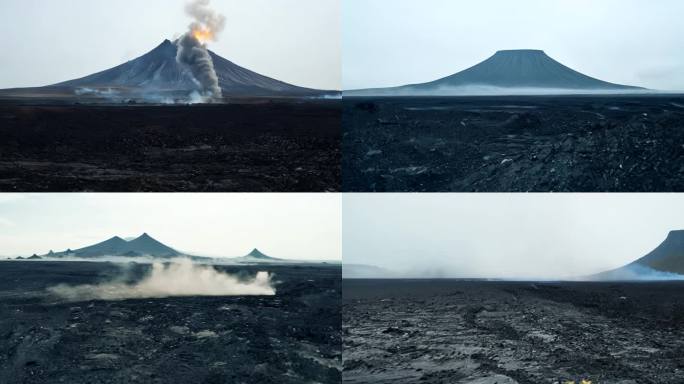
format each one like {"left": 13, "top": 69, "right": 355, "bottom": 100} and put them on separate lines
{"left": 343, "top": 279, "right": 684, "bottom": 384}
{"left": 342, "top": 95, "right": 684, "bottom": 192}
{"left": 0, "top": 261, "right": 341, "bottom": 384}
{"left": 0, "top": 99, "right": 340, "bottom": 192}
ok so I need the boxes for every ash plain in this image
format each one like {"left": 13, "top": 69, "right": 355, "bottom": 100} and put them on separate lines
{"left": 0, "top": 98, "right": 340, "bottom": 192}
{"left": 342, "top": 95, "right": 684, "bottom": 192}
{"left": 0, "top": 261, "right": 341, "bottom": 384}
{"left": 343, "top": 279, "right": 684, "bottom": 384}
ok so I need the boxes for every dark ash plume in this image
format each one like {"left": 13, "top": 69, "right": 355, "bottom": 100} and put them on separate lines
{"left": 176, "top": 0, "right": 226, "bottom": 101}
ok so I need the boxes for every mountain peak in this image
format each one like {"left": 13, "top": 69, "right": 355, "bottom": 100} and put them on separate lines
{"left": 247, "top": 248, "right": 271, "bottom": 259}
{"left": 52, "top": 233, "right": 181, "bottom": 259}
{"left": 48, "top": 39, "right": 323, "bottom": 97}
{"left": 103, "top": 236, "right": 127, "bottom": 244}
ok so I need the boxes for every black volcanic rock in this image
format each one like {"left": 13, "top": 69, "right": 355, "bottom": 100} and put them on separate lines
{"left": 28, "top": 40, "right": 326, "bottom": 97}
{"left": 51, "top": 233, "right": 181, "bottom": 259}
{"left": 347, "top": 49, "right": 644, "bottom": 96}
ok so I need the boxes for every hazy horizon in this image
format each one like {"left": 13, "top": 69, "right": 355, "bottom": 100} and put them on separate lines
{"left": 343, "top": 194, "right": 684, "bottom": 279}
{"left": 0, "top": 0, "right": 340, "bottom": 90}
{"left": 0, "top": 194, "right": 341, "bottom": 260}
{"left": 344, "top": 0, "right": 684, "bottom": 91}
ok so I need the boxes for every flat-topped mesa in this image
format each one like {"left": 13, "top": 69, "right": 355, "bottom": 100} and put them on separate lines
{"left": 665, "top": 229, "right": 684, "bottom": 241}
{"left": 433, "top": 48, "right": 640, "bottom": 89}
{"left": 494, "top": 49, "right": 546, "bottom": 55}
{"left": 346, "top": 48, "right": 645, "bottom": 96}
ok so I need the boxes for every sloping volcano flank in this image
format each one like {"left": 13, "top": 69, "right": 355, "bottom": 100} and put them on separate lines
{"left": 628, "top": 230, "right": 684, "bottom": 274}
{"left": 347, "top": 49, "right": 645, "bottom": 96}
{"left": 592, "top": 230, "right": 684, "bottom": 280}
{"left": 23, "top": 40, "right": 326, "bottom": 97}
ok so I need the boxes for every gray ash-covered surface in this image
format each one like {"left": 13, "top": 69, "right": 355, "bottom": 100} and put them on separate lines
{"left": 343, "top": 279, "right": 684, "bottom": 384}
{"left": 0, "top": 99, "right": 340, "bottom": 192}
{"left": 342, "top": 95, "right": 684, "bottom": 192}
{"left": 0, "top": 261, "right": 341, "bottom": 384}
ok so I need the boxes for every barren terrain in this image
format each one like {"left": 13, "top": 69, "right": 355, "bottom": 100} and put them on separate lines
{"left": 0, "top": 99, "right": 340, "bottom": 192}
{"left": 343, "top": 279, "right": 684, "bottom": 383}
{"left": 343, "top": 95, "right": 684, "bottom": 191}
{"left": 0, "top": 261, "right": 341, "bottom": 384}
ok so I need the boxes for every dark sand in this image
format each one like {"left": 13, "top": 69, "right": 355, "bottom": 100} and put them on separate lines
{"left": 0, "top": 261, "right": 341, "bottom": 384}
{"left": 344, "top": 279, "right": 684, "bottom": 383}
{"left": 0, "top": 98, "right": 340, "bottom": 192}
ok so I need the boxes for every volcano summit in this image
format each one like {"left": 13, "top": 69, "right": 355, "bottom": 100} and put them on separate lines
{"left": 1, "top": 40, "right": 328, "bottom": 101}
{"left": 346, "top": 49, "right": 645, "bottom": 96}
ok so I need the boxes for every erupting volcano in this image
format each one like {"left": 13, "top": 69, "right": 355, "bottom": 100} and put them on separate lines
{"left": 346, "top": 49, "right": 645, "bottom": 96}
{"left": 0, "top": 0, "right": 328, "bottom": 102}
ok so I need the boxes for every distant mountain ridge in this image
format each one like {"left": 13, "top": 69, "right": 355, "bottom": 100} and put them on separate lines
{"left": 30, "top": 234, "right": 330, "bottom": 265}
{"left": 49, "top": 233, "right": 181, "bottom": 258}
{"left": 2, "top": 40, "right": 331, "bottom": 98}
{"left": 346, "top": 49, "right": 645, "bottom": 96}
{"left": 592, "top": 230, "right": 684, "bottom": 280}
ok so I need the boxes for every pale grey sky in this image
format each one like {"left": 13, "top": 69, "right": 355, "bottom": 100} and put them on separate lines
{"left": 343, "top": 194, "right": 684, "bottom": 279}
{"left": 0, "top": 0, "right": 340, "bottom": 90}
{"left": 0, "top": 194, "right": 341, "bottom": 260}
{"left": 344, "top": 0, "right": 684, "bottom": 90}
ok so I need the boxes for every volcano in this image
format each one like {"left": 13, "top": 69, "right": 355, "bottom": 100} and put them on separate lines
{"left": 592, "top": 230, "right": 684, "bottom": 280}
{"left": 233, "top": 248, "right": 284, "bottom": 263}
{"left": 48, "top": 233, "right": 182, "bottom": 258}
{"left": 346, "top": 49, "right": 645, "bottom": 96}
{"left": 3, "top": 40, "right": 329, "bottom": 99}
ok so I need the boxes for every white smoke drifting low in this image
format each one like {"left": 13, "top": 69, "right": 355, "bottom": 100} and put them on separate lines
{"left": 344, "top": 85, "right": 656, "bottom": 97}
{"left": 176, "top": 0, "right": 226, "bottom": 102}
{"left": 48, "top": 258, "right": 275, "bottom": 301}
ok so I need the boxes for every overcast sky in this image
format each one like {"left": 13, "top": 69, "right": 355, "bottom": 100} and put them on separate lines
{"left": 0, "top": 0, "right": 340, "bottom": 90}
{"left": 0, "top": 194, "right": 341, "bottom": 260}
{"left": 344, "top": 0, "right": 684, "bottom": 90}
{"left": 343, "top": 194, "right": 684, "bottom": 279}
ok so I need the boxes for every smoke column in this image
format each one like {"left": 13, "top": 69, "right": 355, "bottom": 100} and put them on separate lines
{"left": 176, "top": 0, "right": 226, "bottom": 101}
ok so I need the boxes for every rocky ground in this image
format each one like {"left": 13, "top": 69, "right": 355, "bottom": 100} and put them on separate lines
{"left": 0, "top": 261, "right": 341, "bottom": 384}
{"left": 0, "top": 99, "right": 340, "bottom": 192}
{"left": 343, "top": 279, "right": 684, "bottom": 384}
{"left": 343, "top": 95, "right": 684, "bottom": 191}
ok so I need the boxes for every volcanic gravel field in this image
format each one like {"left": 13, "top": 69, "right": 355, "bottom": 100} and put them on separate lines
{"left": 342, "top": 95, "right": 684, "bottom": 192}
{"left": 0, "top": 99, "right": 340, "bottom": 192}
{"left": 343, "top": 279, "right": 684, "bottom": 384}
{"left": 0, "top": 261, "right": 341, "bottom": 384}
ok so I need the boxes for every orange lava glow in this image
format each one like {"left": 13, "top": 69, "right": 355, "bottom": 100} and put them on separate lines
{"left": 192, "top": 27, "right": 214, "bottom": 44}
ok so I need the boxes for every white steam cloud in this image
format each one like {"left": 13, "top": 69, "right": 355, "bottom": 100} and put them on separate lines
{"left": 48, "top": 259, "right": 275, "bottom": 301}
{"left": 176, "top": 0, "right": 226, "bottom": 102}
